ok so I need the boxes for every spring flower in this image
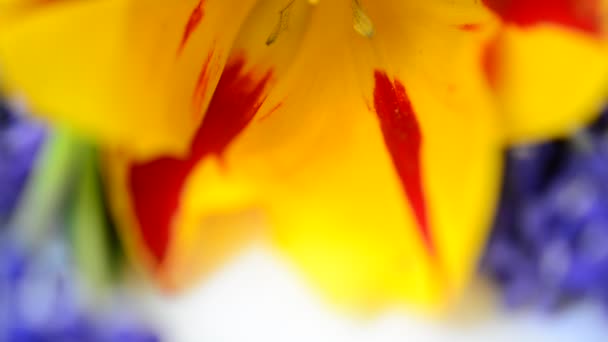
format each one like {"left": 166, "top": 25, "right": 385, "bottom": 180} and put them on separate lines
{"left": 0, "top": 235, "right": 159, "bottom": 342}
{"left": 0, "top": 0, "right": 606, "bottom": 311}
{"left": 483, "top": 111, "right": 608, "bottom": 311}
{"left": 0, "top": 117, "right": 158, "bottom": 341}
{"left": 0, "top": 101, "right": 44, "bottom": 222}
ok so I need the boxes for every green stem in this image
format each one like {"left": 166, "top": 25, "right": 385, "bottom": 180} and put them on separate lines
{"left": 9, "top": 129, "right": 83, "bottom": 247}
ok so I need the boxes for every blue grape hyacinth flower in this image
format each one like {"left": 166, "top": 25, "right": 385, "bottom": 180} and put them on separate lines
{"left": 0, "top": 101, "right": 160, "bottom": 341}
{"left": 483, "top": 111, "right": 608, "bottom": 311}
{"left": 0, "top": 102, "right": 45, "bottom": 222}
{"left": 0, "top": 235, "right": 160, "bottom": 342}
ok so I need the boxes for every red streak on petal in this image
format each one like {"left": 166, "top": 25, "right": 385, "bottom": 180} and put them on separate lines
{"left": 256, "top": 102, "right": 283, "bottom": 122}
{"left": 373, "top": 70, "right": 434, "bottom": 255}
{"left": 128, "top": 57, "right": 273, "bottom": 265}
{"left": 192, "top": 51, "right": 215, "bottom": 118}
{"left": 482, "top": 37, "right": 501, "bottom": 90}
{"left": 482, "top": 0, "right": 602, "bottom": 36}
{"left": 178, "top": 0, "right": 205, "bottom": 55}
{"left": 458, "top": 23, "right": 482, "bottom": 31}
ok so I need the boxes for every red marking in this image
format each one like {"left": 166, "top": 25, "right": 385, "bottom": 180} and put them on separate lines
{"left": 192, "top": 51, "right": 215, "bottom": 118}
{"left": 482, "top": 0, "right": 602, "bottom": 35}
{"left": 178, "top": 0, "right": 205, "bottom": 54}
{"left": 458, "top": 23, "right": 482, "bottom": 31}
{"left": 373, "top": 71, "right": 434, "bottom": 254}
{"left": 128, "top": 57, "right": 273, "bottom": 265}
{"left": 257, "top": 102, "right": 283, "bottom": 122}
{"left": 482, "top": 37, "right": 501, "bottom": 90}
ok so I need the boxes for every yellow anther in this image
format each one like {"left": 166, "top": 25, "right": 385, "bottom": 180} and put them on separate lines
{"left": 352, "top": 0, "right": 374, "bottom": 38}
{"left": 266, "top": 0, "right": 297, "bottom": 46}
{"left": 266, "top": 0, "right": 374, "bottom": 45}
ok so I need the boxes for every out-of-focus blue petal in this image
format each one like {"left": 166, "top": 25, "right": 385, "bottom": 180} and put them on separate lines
{"left": 0, "top": 234, "right": 160, "bottom": 342}
{"left": 0, "top": 103, "right": 45, "bottom": 222}
{"left": 483, "top": 110, "right": 608, "bottom": 311}
{"left": 0, "top": 99, "right": 156, "bottom": 341}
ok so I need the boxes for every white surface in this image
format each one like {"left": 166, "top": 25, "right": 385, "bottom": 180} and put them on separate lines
{"left": 141, "top": 246, "right": 608, "bottom": 342}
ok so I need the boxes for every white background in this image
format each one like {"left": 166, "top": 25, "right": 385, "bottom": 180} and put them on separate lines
{"left": 139, "top": 245, "right": 608, "bottom": 342}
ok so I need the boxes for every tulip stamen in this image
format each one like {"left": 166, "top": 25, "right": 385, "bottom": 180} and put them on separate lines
{"left": 352, "top": 0, "right": 374, "bottom": 38}
{"left": 266, "top": 0, "right": 297, "bottom": 46}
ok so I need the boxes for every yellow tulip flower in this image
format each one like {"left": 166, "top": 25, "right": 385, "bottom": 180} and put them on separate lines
{"left": 0, "top": 0, "right": 607, "bottom": 312}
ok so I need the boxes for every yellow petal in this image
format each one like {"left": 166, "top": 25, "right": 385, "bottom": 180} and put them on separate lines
{"left": 102, "top": 55, "right": 275, "bottom": 287}
{"left": 0, "top": 0, "right": 259, "bottom": 157}
{"left": 486, "top": 27, "right": 608, "bottom": 142}
{"left": 189, "top": 0, "right": 502, "bottom": 311}
{"left": 100, "top": 0, "right": 318, "bottom": 288}
{"left": 107, "top": 0, "right": 501, "bottom": 309}
{"left": 480, "top": 1, "right": 608, "bottom": 142}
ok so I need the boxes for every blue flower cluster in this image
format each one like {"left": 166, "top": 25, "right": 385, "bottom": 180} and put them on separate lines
{"left": 483, "top": 112, "right": 608, "bottom": 310}
{"left": 0, "top": 103, "right": 160, "bottom": 341}
{"left": 0, "top": 103, "right": 45, "bottom": 221}
{"left": 0, "top": 236, "right": 160, "bottom": 342}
